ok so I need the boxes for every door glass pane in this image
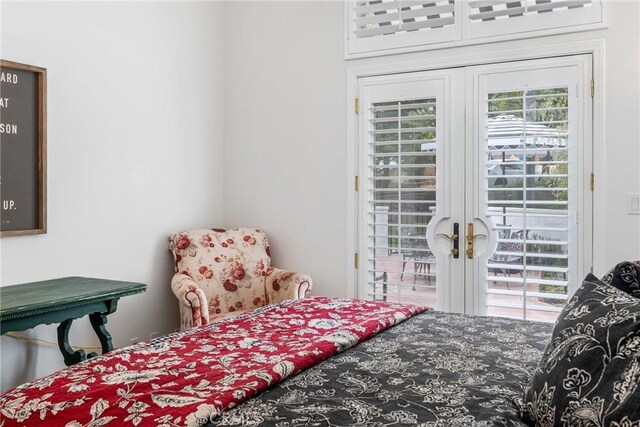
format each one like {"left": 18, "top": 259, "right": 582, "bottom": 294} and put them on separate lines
{"left": 367, "top": 98, "right": 437, "bottom": 307}
{"left": 485, "top": 87, "right": 570, "bottom": 321}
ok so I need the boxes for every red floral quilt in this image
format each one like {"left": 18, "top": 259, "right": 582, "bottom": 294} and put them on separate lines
{"left": 0, "top": 297, "right": 427, "bottom": 427}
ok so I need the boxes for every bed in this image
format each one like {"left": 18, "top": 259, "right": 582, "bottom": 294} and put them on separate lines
{"left": 0, "top": 297, "right": 551, "bottom": 427}
{"left": 2, "top": 264, "right": 639, "bottom": 427}
{"left": 207, "top": 310, "right": 551, "bottom": 427}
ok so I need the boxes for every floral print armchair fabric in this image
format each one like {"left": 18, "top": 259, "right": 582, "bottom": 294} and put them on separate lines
{"left": 169, "top": 228, "right": 313, "bottom": 330}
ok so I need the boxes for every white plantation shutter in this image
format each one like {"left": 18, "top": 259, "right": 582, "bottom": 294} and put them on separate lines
{"left": 346, "top": 0, "right": 601, "bottom": 57}
{"left": 348, "top": 0, "right": 459, "bottom": 55}
{"left": 465, "top": 0, "right": 601, "bottom": 39}
{"left": 483, "top": 86, "right": 575, "bottom": 321}
{"left": 365, "top": 98, "right": 439, "bottom": 306}
{"left": 468, "top": 0, "right": 593, "bottom": 21}
{"left": 354, "top": 1, "right": 456, "bottom": 37}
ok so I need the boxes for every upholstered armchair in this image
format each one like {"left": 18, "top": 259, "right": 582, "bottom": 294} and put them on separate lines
{"left": 169, "top": 228, "right": 313, "bottom": 330}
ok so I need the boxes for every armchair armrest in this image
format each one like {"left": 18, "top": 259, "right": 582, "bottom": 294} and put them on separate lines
{"left": 171, "top": 273, "right": 209, "bottom": 329}
{"left": 264, "top": 267, "right": 313, "bottom": 304}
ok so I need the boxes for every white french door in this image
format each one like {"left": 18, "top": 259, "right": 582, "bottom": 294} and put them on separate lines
{"left": 357, "top": 69, "right": 466, "bottom": 312}
{"left": 356, "top": 55, "right": 593, "bottom": 321}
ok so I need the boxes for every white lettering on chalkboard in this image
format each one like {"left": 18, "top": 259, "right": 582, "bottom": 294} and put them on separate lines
{"left": 0, "top": 123, "right": 18, "bottom": 134}
{"left": 0, "top": 71, "right": 18, "bottom": 85}
{"left": 0, "top": 72, "right": 18, "bottom": 84}
{"left": 0, "top": 98, "right": 8, "bottom": 108}
{"left": 2, "top": 200, "right": 17, "bottom": 210}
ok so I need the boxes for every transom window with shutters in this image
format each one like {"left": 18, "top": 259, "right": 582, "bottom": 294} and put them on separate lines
{"left": 355, "top": 55, "right": 593, "bottom": 322}
{"left": 346, "top": 0, "right": 602, "bottom": 57}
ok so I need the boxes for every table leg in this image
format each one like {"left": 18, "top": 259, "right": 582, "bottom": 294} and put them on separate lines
{"left": 56, "top": 299, "right": 119, "bottom": 366}
{"left": 57, "top": 319, "right": 97, "bottom": 366}
{"left": 89, "top": 312, "right": 113, "bottom": 355}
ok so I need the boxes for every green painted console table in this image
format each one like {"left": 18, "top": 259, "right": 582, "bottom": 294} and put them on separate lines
{"left": 0, "top": 277, "right": 146, "bottom": 366}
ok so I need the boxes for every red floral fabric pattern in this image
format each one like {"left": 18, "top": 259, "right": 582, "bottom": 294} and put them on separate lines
{"left": 0, "top": 297, "right": 427, "bottom": 427}
{"left": 264, "top": 267, "right": 312, "bottom": 304}
{"left": 171, "top": 274, "right": 209, "bottom": 329}
{"left": 168, "top": 228, "right": 312, "bottom": 330}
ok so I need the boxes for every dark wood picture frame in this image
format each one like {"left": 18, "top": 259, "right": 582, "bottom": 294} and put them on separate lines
{"left": 0, "top": 60, "right": 47, "bottom": 237}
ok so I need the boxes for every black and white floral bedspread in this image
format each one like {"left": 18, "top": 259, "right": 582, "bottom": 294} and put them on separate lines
{"left": 207, "top": 311, "right": 552, "bottom": 427}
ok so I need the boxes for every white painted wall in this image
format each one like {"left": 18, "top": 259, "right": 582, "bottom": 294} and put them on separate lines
{"left": 0, "top": 1, "right": 226, "bottom": 392}
{"left": 223, "top": 1, "right": 640, "bottom": 296}
{"left": 223, "top": 2, "right": 348, "bottom": 298}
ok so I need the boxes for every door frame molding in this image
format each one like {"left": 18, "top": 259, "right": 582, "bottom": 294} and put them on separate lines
{"left": 346, "top": 38, "right": 605, "bottom": 299}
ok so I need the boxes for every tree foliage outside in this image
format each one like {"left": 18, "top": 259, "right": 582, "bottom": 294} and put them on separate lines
{"left": 487, "top": 87, "right": 569, "bottom": 208}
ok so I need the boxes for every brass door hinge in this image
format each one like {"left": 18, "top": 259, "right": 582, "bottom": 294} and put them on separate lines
{"left": 354, "top": 252, "right": 359, "bottom": 269}
{"left": 590, "top": 172, "right": 595, "bottom": 192}
{"left": 590, "top": 79, "right": 594, "bottom": 98}
{"left": 355, "top": 97, "right": 359, "bottom": 115}
{"left": 355, "top": 175, "right": 359, "bottom": 192}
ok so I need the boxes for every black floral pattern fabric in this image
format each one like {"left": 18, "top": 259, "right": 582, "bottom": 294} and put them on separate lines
{"left": 521, "top": 274, "right": 640, "bottom": 427}
{"left": 602, "top": 260, "right": 640, "bottom": 299}
{"left": 206, "top": 311, "right": 552, "bottom": 427}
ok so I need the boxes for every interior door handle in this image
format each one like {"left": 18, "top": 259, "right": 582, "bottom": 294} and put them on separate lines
{"left": 436, "top": 222, "right": 459, "bottom": 258}
{"left": 466, "top": 223, "right": 487, "bottom": 259}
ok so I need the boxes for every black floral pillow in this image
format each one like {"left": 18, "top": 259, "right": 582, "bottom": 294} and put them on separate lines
{"left": 521, "top": 274, "right": 640, "bottom": 426}
{"left": 602, "top": 261, "right": 640, "bottom": 298}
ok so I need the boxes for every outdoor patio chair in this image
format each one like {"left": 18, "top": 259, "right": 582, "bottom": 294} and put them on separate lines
{"left": 490, "top": 227, "right": 525, "bottom": 289}
{"left": 399, "top": 228, "right": 436, "bottom": 286}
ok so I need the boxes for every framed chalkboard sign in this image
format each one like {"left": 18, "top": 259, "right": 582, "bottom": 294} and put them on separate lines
{"left": 0, "top": 60, "right": 47, "bottom": 237}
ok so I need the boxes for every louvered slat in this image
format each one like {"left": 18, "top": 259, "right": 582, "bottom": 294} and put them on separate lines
{"left": 354, "top": 0, "right": 444, "bottom": 14}
{"left": 469, "top": 6, "right": 527, "bottom": 21}
{"left": 354, "top": 17, "right": 456, "bottom": 38}
{"left": 487, "top": 289, "right": 568, "bottom": 300}
{"left": 371, "top": 102, "right": 436, "bottom": 111}
{"left": 371, "top": 114, "right": 437, "bottom": 123}
{"left": 371, "top": 126, "right": 436, "bottom": 134}
{"left": 486, "top": 301, "right": 563, "bottom": 313}
{"left": 527, "top": 0, "right": 592, "bottom": 13}
{"left": 468, "top": 0, "right": 513, "bottom": 8}
{"left": 369, "top": 164, "right": 439, "bottom": 169}
{"left": 370, "top": 140, "right": 437, "bottom": 145}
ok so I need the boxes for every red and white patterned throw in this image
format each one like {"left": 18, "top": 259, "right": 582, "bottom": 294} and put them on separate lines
{"left": 0, "top": 297, "right": 427, "bottom": 426}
